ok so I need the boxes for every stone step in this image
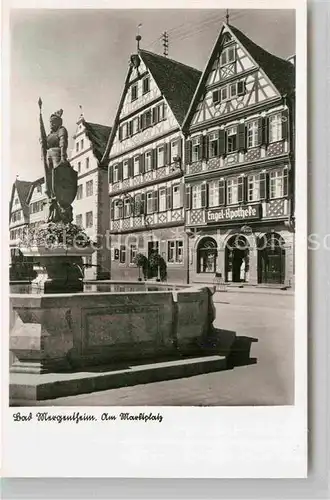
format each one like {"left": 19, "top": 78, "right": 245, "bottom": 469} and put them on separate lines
{"left": 10, "top": 354, "right": 227, "bottom": 406}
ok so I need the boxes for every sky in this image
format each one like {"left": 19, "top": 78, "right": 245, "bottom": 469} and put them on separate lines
{"left": 9, "top": 8, "right": 295, "bottom": 185}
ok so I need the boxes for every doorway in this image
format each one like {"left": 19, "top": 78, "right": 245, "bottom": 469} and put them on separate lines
{"left": 196, "top": 237, "right": 218, "bottom": 274}
{"left": 258, "top": 233, "right": 285, "bottom": 284}
{"left": 225, "top": 235, "right": 249, "bottom": 283}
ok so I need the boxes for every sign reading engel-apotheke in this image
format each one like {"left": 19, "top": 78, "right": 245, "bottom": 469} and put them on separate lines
{"left": 207, "top": 204, "right": 262, "bottom": 224}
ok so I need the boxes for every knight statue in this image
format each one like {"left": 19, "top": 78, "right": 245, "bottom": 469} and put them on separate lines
{"left": 38, "top": 98, "right": 77, "bottom": 223}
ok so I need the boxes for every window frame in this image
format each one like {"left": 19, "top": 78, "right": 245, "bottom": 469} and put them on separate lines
{"left": 192, "top": 136, "right": 201, "bottom": 163}
{"left": 142, "top": 76, "right": 150, "bottom": 95}
{"left": 146, "top": 191, "right": 154, "bottom": 214}
{"left": 85, "top": 211, "right": 93, "bottom": 228}
{"left": 157, "top": 145, "right": 165, "bottom": 167}
{"left": 269, "top": 168, "right": 288, "bottom": 199}
{"left": 159, "top": 188, "right": 167, "bottom": 212}
{"left": 76, "top": 184, "right": 83, "bottom": 200}
{"left": 172, "top": 184, "right": 181, "bottom": 209}
{"left": 192, "top": 184, "right": 202, "bottom": 209}
{"left": 123, "top": 160, "right": 129, "bottom": 179}
{"left": 227, "top": 177, "right": 239, "bottom": 205}
{"left": 247, "top": 173, "right": 261, "bottom": 202}
{"left": 269, "top": 113, "right": 283, "bottom": 143}
{"left": 208, "top": 179, "right": 220, "bottom": 207}
{"left": 113, "top": 164, "right": 119, "bottom": 183}
{"left": 131, "top": 83, "right": 138, "bottom": 102}
{"left": 227, "top": 126, "right": 238, "bottom": 153}
{"left": 86, "top": 179, "right": 93, "bottom": 197}
{"left": 133, "top": 156, "right": 140, "bottom": 177}
{"left": 145, "top": 150, "right": 152, "bottom": 171}
{"left": 247, "top": 120, "right": 259, "bottom": 149}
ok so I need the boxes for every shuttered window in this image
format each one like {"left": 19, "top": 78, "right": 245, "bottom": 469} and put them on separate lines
{"left": 269, "top": 168, "right": 288, "bottom": 198}
{"left": 247, "top": 121, "right": 259, "bottom": 148}
{"left": 269, "top": 113, "right": 282, "bottom": 143}
{"left": 227, "top": 126, "right": 238, "bottom": 153}
{"left": 192, "top": 185, "right": 202, "bottom": 209}
{"left": 192, "top": 136, "right": 201, "bottom": 162}
{"left": 133, "top": 156, "right": 140, "bottom": 176}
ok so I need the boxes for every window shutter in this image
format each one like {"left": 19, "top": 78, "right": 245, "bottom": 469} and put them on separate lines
{"left": 259, "top": 172, "right": 267, "bottom": 199}
{"left": 202, "top": 135, "right": 209, "bottom": 160}
{"left": 178, "top": 138, "right": 183, "bottom": 159}
{"left": 257, "top": 117, "right": 264, "bottom": 146}
{"left": 119, "top": 200, "right": 123, "bottom": 219}
{"left": 219, "top": 179, "right": 225, "bottom": 205}
{"left": 238, "top": 123, "right": 246, "bottom": 151}
{"left": 198, "top": 134, "right": 204, "bottom": 160}
{"left": 185, "top": 185, "right": 191, "bottom": 209}
{"left": 166, "top": 186, "right": 172, "bottom": 210}
{"left": 152, "top": 148, "right": 157, "bottom": 170}
{"left": 118, "top": 162, "right": 123, "bottom": 181}
{"left": 262, "top": 117, "right": 269, "bottom": 146}
{"left": 185, "top": 139, "right": 192, "bottom": 164}
{"left": 163, "top": 103, "right": 167, "bottom": 119}
{"left": 201, "top": 183, "right": 208, "bottom": 208}
{"left": 153, "top": 190, "right": 159, "bottom": 212}
{"left": 218, "top": 129, "right": 226, "bottom": 156}
{"left": 129, "top": 121, "right": 133, "bottom": 137}
{"left": 164, "top": 143, "right": 168, "bottom": 165}
{"left": 139, "top": 154, "right": 145, "bottom": 174}
{"left": 140, "top": 193, "right": 146, "bottom": 215}
{"left": 118, "top": 126, "right": 123, "bottom": 141}
{"left": 134, "top": 195, "right": 139, "bottom": 216}
{"left": 243, "top": 176, "right": 248, "bottom": 202}
{"left": 110, "top": 201, "right": 114, "bottom": 220}
{"left": 152, "top": 107, "right": 157, "bottom": 124}
{"left": 283, "top": 167, "right": 288, "bottom": 197}
{"left": 167, "top": 141, "right": 172, "bottom": 165}
{"left": 238, "top": 176, "right": 244, "bottom": 202}
{"left": 265, "top": 173, "right": 270, "bottom": 201}
{"left": 128, "top": 158, "right": 133, "bottom": 178}
{"left": 108, "top": 165, "right": 113, "bottom": 184}
{"left": 281, "top": 109, "right": 289, "bottom": 140}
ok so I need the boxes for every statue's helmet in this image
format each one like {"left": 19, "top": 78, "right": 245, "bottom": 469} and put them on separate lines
{"left": 50, "top": 109, "right": 63, "bottom": 125}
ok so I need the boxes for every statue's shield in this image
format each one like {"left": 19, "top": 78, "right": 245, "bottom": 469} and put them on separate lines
{"left": 53, "top": 163, "right": 78, "bottom": 208}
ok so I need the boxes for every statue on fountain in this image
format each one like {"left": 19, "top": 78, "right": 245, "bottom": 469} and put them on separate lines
{"left": 38, "top": 98, "right": 77, "bottom": 223}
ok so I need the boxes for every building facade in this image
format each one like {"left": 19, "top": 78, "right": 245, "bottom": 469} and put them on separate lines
{"left": 182, "top": 22, "right": 295, "bottom": 286}
{"left": 102, "top": 49, "right": 201, "bottom": 282}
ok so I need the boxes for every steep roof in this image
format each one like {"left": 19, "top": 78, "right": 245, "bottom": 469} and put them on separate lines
{"left": 139, "top": 49, "right": 202, "bottom": 125}
{"left": 183, "top": 22, "right": 295, "bottom": 129}
{"left": 26, "top": 176, "right": 45, "bottom": 204}
{"left": 228, "top": 23, "right": 295, "bottom": 96}
{"left": 83, "top": 121, "right": 112, "bottom": 162}
{"left": 9, "top": 179, "right": 33, "bottom": 221}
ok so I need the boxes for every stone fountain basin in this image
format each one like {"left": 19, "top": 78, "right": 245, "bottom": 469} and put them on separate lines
{"left": 19, "top": 246, "right": 94, "bottom": 257}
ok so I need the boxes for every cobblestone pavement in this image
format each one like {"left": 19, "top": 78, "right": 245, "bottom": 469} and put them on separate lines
{"left": 41, "top": 291, "right": 294, "bottom": 406}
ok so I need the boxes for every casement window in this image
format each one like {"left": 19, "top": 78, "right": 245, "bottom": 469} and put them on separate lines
{"left": 157, "top": 145, "right": 165, "bottom": 167}
{"left": 171, "top": 140, "right": 179, "bottom": 162}
{"left": 132, "top": 117, "right": 139, "bottom": 135}
{"left": 114, "top": 200, "right": 121, "bottom": 219}
{"left": 133, "top": 156, "right": 140, "bottom": 176}
{"left": 247, "top": 120, "right": 259, "bottom": 148}
{"left": 269, "top": 168, "right": 288, "bottom": 199}
{"left": 221, "top": 86, "right": 228, "bottom": 101}
{"left": 77, "top": 162, "right": 81, "bottom": 173}
{"left": 227, "top": 126, "right": 238, "bottom": 153}
{"left": 227, "top": 177, "right": 244, "bottom": 205}
{"left": 131, "top": 83, "right": 138, "bottom": 102}
{"left": 230, "top": 83, "right": 238, "bottom": 98}
{"left": 145, "top": 151, "right": 152, "bottom": 171}
{"left": 167, "top": 240, "right": 184, "bottom": 263}
{"left": 77, "top": 184, "right": 83, "bottom": 200}
{"left": 146, "top": 191, "right": 154, "bottom": 213}
{"left": 192, "top": 184, "right": 202, "bottom": 209}
{"left": 172, "top": 185, "right": 181, "bottom": 209}
{"left": 75, "top": 214, "right": 82, "bottom": 226}
{"left": 192, "top": 136, "right": 201, "bottom": 162}
{"left": 141, "top": 109, "right": 152, "bottom": 130}
{"left": 119, "top": 123, "right": 129, "bottom": 141}
{"left": 269, "top": 113, "right": 283, "bottom": 143}
{"left": 86, "top": 180, "right": 93, "bottom": 197}
{"left": 85, "top": 211, "right": 93, "bottom": 228}
{"left": 124, "top": 198, "right": 131, "bottom": 218}
{"left": 86, "top": 157, "right": 89, "bottom": 170}
{"left": 123, "top": 160, "right": 129, "bottom": 179}
{"left": 159, "top": 188, "right": 166, "bottom": 212}
{"left": 208, "top": 180, "right": 220, "bottom": 207}
{"left": 130, "top": 245, "right": 137, "bottom": 263}
{"left": 220, "top": 46, "right": 236, "bottom": 66}
{"left": 119, "top": 245, "right": 126, "bottom": 263}
{"left": 113, "top": 164, "right": 119, "bottom": 183}
{"left": 142, "top": 76, "right": 150, "bottom": 94}
{"left": 158, "top": 103, "right": 166, "bottom": 121}
{"left": 81, "top": 139, "right": 84, "bottom": 151}
{"left": 209, "top": 132, "right": 219, "bottom": 158}
{"left": 212, "top": 90, "right": 221, "bottom": 104}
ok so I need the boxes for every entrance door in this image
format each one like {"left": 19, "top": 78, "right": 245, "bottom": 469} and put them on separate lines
{"left": 225, "top": 235, "right": 249, "bottom": 283}
{"left": 196, "top": 237, "right": 217, "bottom": 274}
{"left": 258, "top": 233, "right": 285, "bottom": 284}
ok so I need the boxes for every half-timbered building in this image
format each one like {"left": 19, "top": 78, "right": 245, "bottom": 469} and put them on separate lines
{"left": 102, "top": 47, "right": 201, "bottom": 282}
{"left": 182, "top": 22, "right": 295, "bottom": 286}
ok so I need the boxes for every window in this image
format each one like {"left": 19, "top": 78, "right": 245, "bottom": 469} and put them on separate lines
{"left": 221, "top": 87, "right": 228, "bottom": 101}
{"left": 192, "top": 184, "right": 202, "bottom": 209}
{"left": 227, "top": 126, "right": 238, "bottom": 153}
{"left": 123, "top": 160, "right": 129, "bottom": 179}
{"left": 85, "top": 255, "right": 92, "bottom": 267}
{"left": 114, "top": 200, "right": 120, "bottom": 219}
{"left": 142, "top": 76, "right": 150, "bottom": 94}
{"left": 209, "top": 180, "right": 220, "bottom": 207}
{"left": 157, "top": 145, "right": 165, "bottom": 167}
{"left": 86, "top": 180, "right": 93, "bottom": 197}
{"left": 85, "top": 211, "right": 93, "bottom": 228}
{"left": 248, "top": 174, "right": 260, "bottom": 201}
{"left": 130, "top": 245, "right": 137, "bottom": 263}
{"left": 159, "top": 188, "right": 166, "bottom": 212}
{"left": 124, "top": 198, "right": 131, "bottom": 218}
{"left": 113, "top": 164, "right": 119, "bottom": 183}
{"left": 77, "top": 162, "right": 81, "bottom": 173}
{"left": 171, "top": 140, "right": 179, "bottom": 162}
{"left": 167, "top": 240, "right": 184, "bottom": 263}
{"left": 76, "top": 142, "right": 79, "bottom": 153}
{"left": 157, "top": 103, "right": 165, "bottom": 121}
{"left": 146, "top": 192, "right": 153, "bottom": 214}
{"left": 145, "top": 151, "right": 152, "bottom": 171}
{"left": 132, "top": 117, "right": 139, "bottom": 135}
{"left": 14, "top": 198, "right": 19, "bottom": 205}
{"left": 120, "top": 245, "right": 126, "bottom": 263}
{"left": 131, "top": 83, "right": 138, "bottom": 102}
{"left": 76, "top": 214, "right": 83, "bottom": 226}
{"left": 220, "top": 46, "right": 236, "bottom": 66}
{"left": 209, "top": 132, "right": 218, "bottom": 158}
{"left": 230, "top": 83, "right": 237, "bottom": 98}
{"left": 270, "top": 168, "right": 288, "bottom": 199}
{"left": 227, "top": 177, "right": 239, "bottom": 205}
{"left": 247, "top": 121, "right": 258, "bottom": 148}
{"left": 172, "top": 185, "right": 181, "bottom": 209}
{"left": 36, "top": 184, "right": 42, "bottom": 193}
{"left": 81, "top": 139, "right": 84, "bottom": 150}
{"left": 77, "top": 184, "right": 83, "bottom": 200}
{"left": 119, "top": 123, "right": 129, "bottom": 141}
{"left": 29, "top": 201, "right": 44, "bottom": 214}
{"left": 134, "top": 156, "right": 140, "bottom": 176}
{"left": 145, "top": 110, "right": 152, "bottom": 128}
{"left": 212, "top": 90, "right": 220, "bottom": 104}
{"left": 192, "top": 137, "right": 201, "bottom": 162}
{"left": 86, "top": 157, "right": 89, "bottom": 169}
{"left": 269, "top": 113, "right": 282, "bottom": 143}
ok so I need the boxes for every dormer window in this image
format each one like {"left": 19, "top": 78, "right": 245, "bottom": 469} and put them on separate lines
{"left": 142, "top": 76, "right": 150, "bottom": 94}
{"left": 131, "top": 83, "right": 138, "bottom": 102}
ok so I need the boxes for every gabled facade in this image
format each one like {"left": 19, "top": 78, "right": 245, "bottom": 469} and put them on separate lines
{"left": 183, "top": 23, "right": 295, "bottom": 286}
{"left": 70, "top": 116, "right": 112, "bottom": 279}
{"left": 9, "top": 179, "right": 33, "bottom": 247}
{"left": 102, "top": 49, "right": 201, "bottom": 282}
